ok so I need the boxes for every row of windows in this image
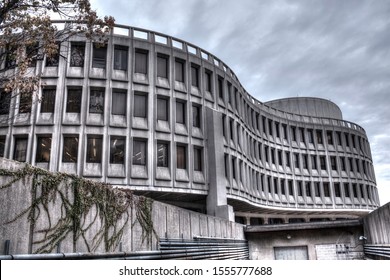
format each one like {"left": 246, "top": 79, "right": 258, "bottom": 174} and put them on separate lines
{"left": 1, "top": 135, "right": 203, "bottom": 172}
{"left": 224, "top": 156, "right": 376, "bottom": 203}
{"left": 2, "top": 41, "right": 228, "bottom": 95}
{"left": 222, "top": 114, "right": 370, "bottom": 157}
{"left": 0, "top": 88, "right": 203, "bottom": 129}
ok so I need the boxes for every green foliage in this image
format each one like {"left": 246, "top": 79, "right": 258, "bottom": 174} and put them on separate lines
{"left": 0, "top": 164, "right": 156, "bottom": 254}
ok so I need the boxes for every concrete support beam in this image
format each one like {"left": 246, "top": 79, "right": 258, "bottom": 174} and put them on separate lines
{"left": 205, "top": 107, "right": 232, "bottom": 221}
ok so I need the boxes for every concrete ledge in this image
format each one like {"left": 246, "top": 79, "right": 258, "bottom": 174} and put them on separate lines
{"left": 245, "top": 219, "right": 362, "bottom": 233}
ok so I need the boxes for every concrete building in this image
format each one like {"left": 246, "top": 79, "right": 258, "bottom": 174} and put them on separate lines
{"left": 0, "top": 23, "right": 379, "bottom": 226}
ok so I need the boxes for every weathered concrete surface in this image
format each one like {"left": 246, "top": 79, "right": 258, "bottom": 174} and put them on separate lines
{"left": 363, "top": 202, "right": 390, "bottom": 244}
{"left": 246, "top": 225, "right": 364, "bottom": 260}
{"left": 0, "top": 158, "right": 245, "bottom": 255}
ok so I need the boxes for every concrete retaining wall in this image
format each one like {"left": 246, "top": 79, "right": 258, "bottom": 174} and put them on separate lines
{"left": 0, "top": 158, "right": 244, "bottom": 255}
{"left": 363, "top": 202, "right": 390, "bottom": 244}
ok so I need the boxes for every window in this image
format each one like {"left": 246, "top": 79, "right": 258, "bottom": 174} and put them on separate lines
{"left": 285, "top": 151, "right": 291, "bottom": 167}
{"left": 315, "top": 182, "right": 320, "bottom": 197}
{"left": 5, "top": 45, "right": 16, "bottom": 69}
{"left": 222, "top": 114, "right": 226, "bottom": 138}
{"left": 191, "top": 64, "right": 199, "bottom": 87}
{"left": 311, "top": 155, "right": 317, "bottom": 170}
{"left": 294, "top": 153, "right": 300, "bottom": 169}
{"left": 305, "top": 182, "right": 311, "bottom": 197}
{"left": 0, "top": 90, "right": 11, "bottom": 115}
{"left": 229, "top": 119, "right": 234, "bottom": 142}
{"left": 0, "top": 136, "right": 6, "bottom": 157}
{"left": 176, "top": 144, "right": 186, "bottom": 169}
{"left": 66, "top": 88, "right": 82, "bottom": 113}
{"left": 92, "top": 44, "right": 107, "bottom": 68}
{"left": 157, "top": 54, "right": 168, "bottom": 78}
{"left": 352, "top": 135, "right": 356, "bottom": 149}
{"left": 224, "top": 154, "right": 229, "bottom": 178}
{"left": 344, "top": 133, "right": 350, "bottom": 147}
{"left": 110, "top": 136, "right": 125, "bottom": 164}
{"left": 176, "top": 100, "right": 186, "bottom": 124}
{"left": 298, "top": 181, "right": 303, "bottom": 196}
{"left": 320, "top": 156, "right": 327, "bottom": 170}
{"left": 134, "top": 49, "right": 148, "bottom": 74}
{"left": 112, "top": 89, "right": 126, "bottom": 116}
{"left": 134, "top": 93, "right": 147, "bottom": 118}
{"left": 353, "top": 184, "right": 358, "bottom": 198}
{"left": 327, "top": 131, "right": 334, "bottom": 145}
{"left": 268, "top": 119, "right": 273, "bottom": 136}
{"left": 323, "top": 183, "right": 330, "bottom": 197}
{"left": 205, "top": 70, "right": 212, "bottom": 92}
{"left": 334, "top": 183, "right": 341, "bottom": 197}
{"left": 41, "top": 88, "right": 56, "bottom": 113}
{"left": 26, "top": 42, "right": 39, "bottom": 67}
{"left": 336, "top": 131, "right": 342, "bottom": 146}
{"left": 218, "top": 76, "right": 224, "bottom": 99}
{"left": 193, "top": 146, "right": 203, "bottom": 171}
{"left": 157, "top": 97, "right": 169, "bottom": 121}
{"left": 282, "top": 124, "right": 288, "bottom": 140}
{"left": 340, "top": 157, "right": 346, "bottom": 171}
{"left": 278, "top": 150, "right": 283, "bottom": 166}
{"left": 192, "top": 105, "right": 201, "bottom": 128}
{"left": 227, "top": 82, "right": 233, "bottom": 105}
{"left": 86, "top": 136, "right": 102, "bottom": 163}
{"left": 275, "top": 122, "right": 280, "bottom": 138}
{"left": 291, "top": 126, "right": 296, "bottom": 141}
{"left": 89, "top": 88, "right": 105, "bottom": 114}
{"left": 288, "top": 180, "right": 293, "bottom": 196}
{"left": 349, "top": 157, "right": 354, "bottom": 172}
{"left": 281, "top": 179, "right": 285, "bottom": 195}
{"left": 62, "top": 136, "right": 78, "bottom": 163}
{"left": 46, "top": 42, "right": 60, "bottom": 67}
{"left": 330, "top": 156, "right": 337, "bottom": 171}
{"left": 70, "top": 42, "right": 85, "bottom": 67}
{"left": 133, "top": 140, "right": 146, "bottom": 165}
{"left": 308, "top": 129, "right": 314, "bottom": 144}
{"left": 13, "top": 137, "right": 28, "bottom": 162}
{"left": 19, "top": 91, "right": 32, "bottom": 113}
{"left": 157, "top": 142, "right": 169, "bottom": 167}
{"left": 302, "top": 154, "right": 308, "bottom": 169}
{"left": 316, "top": 130, "right": 323, "bottom": 144}
{"left": 299, "top": 128, "right": 305, "bottom": 143}
{"left": 114, "top": 45, "right": 128, "bottom": 71}
{"left": 232, "top": 157, "right": 236, "bottom": 180}
{"left": 36, "top": 136, "right": 51, "bottom": 162}
{"left": 175, "top": 59, "right": 185, "bottom": 82}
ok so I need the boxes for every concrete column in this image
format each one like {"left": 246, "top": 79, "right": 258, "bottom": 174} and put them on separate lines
{"left": 206, "top": 107, "right": 233, "bottom": 221}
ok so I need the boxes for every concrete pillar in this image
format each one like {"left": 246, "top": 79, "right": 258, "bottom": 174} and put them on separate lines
{"left": 206, "top": 107, "right": 234, "bottom": 221}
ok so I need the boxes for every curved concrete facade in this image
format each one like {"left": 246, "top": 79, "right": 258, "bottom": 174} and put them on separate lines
{"left": 0, "top": 23, "right": 379, "bottom": 224}
{"left": 265, "top": 97, "right": 343, "bottom": 120}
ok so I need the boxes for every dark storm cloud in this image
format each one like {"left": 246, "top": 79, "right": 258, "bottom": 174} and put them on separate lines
{"left": 92, "top": 0, "right": 390, "bottom": 203}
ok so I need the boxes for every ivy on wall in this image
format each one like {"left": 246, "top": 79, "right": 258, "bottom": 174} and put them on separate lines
{"left": 0, "top": 164, "right": 156, "bottom": 254}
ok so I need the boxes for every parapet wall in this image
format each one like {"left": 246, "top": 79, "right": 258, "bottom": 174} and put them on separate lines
{"left": 0, "top": 158, "right": 244, "bottom": 255}
{"left": 265, "top": 97, "right": 343, "bottom": 119}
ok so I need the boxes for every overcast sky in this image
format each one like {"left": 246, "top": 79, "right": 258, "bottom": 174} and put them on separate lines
{"left": 91, "top": 0, "right": 390, "bottom": 205}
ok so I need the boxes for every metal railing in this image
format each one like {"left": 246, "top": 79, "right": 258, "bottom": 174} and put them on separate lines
{"left": 0, "top": 237, "right": 249, "bottom": 260}
{"left": 363, "top": 244, "right": 390, "bottom": 259}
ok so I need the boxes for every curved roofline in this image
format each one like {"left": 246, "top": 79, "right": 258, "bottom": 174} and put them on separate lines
{"left": 265, "top": 96, "right": 340, "bottom": 109}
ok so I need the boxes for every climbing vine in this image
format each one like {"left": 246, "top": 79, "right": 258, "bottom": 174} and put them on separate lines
{"left": 0, "top": 164, "right": 156, "bottom": 254}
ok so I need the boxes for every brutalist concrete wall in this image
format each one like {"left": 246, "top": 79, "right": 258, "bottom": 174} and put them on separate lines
{"left": 265, "top": 97, "right": 343, "bottom": 119}
{"left": 363, "top": 202, "right": 390, "bottom": 244}
{"left": 0, "top": 158, "right": 244, "bottom": 255}
{"left": 246, "top": 226, "right": 364, "bottom": 260}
